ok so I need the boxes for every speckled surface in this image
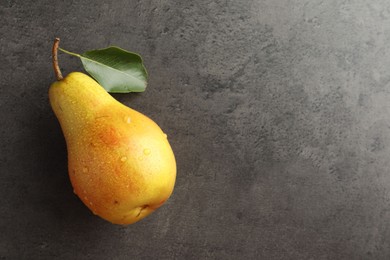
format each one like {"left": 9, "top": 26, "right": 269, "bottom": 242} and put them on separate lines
{"left": 2, "top": 0, "right": 390, "bottom": 259}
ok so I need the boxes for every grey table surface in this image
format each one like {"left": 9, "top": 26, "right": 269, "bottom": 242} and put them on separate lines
{"left": 2, "top": 0, "right": 390, "bottom": 259}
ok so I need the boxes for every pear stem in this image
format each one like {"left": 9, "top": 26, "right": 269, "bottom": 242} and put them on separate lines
{"left": 52, "top": 38, "right": 63, "bottom": 81}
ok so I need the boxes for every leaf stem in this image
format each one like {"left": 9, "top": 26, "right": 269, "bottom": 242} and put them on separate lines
{"left": 58, "top": 48, "right": 81, "bottom": 58}
{"left": 52, "top": 38, "right": 63, "bottom": 80}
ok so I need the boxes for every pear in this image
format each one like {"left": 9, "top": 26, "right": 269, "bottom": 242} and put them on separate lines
{"left": 49, "top": 39, "right": 176, "bottom": 225}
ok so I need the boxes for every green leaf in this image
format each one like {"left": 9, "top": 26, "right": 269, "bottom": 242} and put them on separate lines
{"left": 59, "top": 46, "right": 148, "bottom": 93}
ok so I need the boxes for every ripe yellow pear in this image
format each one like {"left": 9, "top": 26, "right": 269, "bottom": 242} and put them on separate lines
{"left": 49, "top": 72, "right": 176, "bottom": 225}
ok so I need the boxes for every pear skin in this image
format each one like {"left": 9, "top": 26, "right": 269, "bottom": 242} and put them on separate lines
{"left": 49, "top": 72, "right": 176, "bottom": 225}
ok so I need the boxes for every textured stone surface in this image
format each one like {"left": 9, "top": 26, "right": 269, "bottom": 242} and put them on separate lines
{"left": 2, "top": 0, "right": 390, "bottom": 259}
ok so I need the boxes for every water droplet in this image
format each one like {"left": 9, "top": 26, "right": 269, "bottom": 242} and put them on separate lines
{"left": 163, "top": 133, "right": 167, "bottom": 138}
{"left": 83, "top": 167, "right": 88, "bottom": 173}
{"left": 124, "top": 116, "right": 131, "bottom": 124}
{"left": 89, "top": 202, "right": 93, "bottom": 206}
{"left": 143, "top": 148, "right": 151, "bottom": 155}
{"left": 92, "top": 211, "right": 97, "bottom": 215}
{"left": 121, "top": 156, "right": 127, "bottom": 162}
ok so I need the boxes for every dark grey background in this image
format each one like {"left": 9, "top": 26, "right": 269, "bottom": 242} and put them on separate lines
{"left": 1, "top": 0, "right": 390, "bottom": 259}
